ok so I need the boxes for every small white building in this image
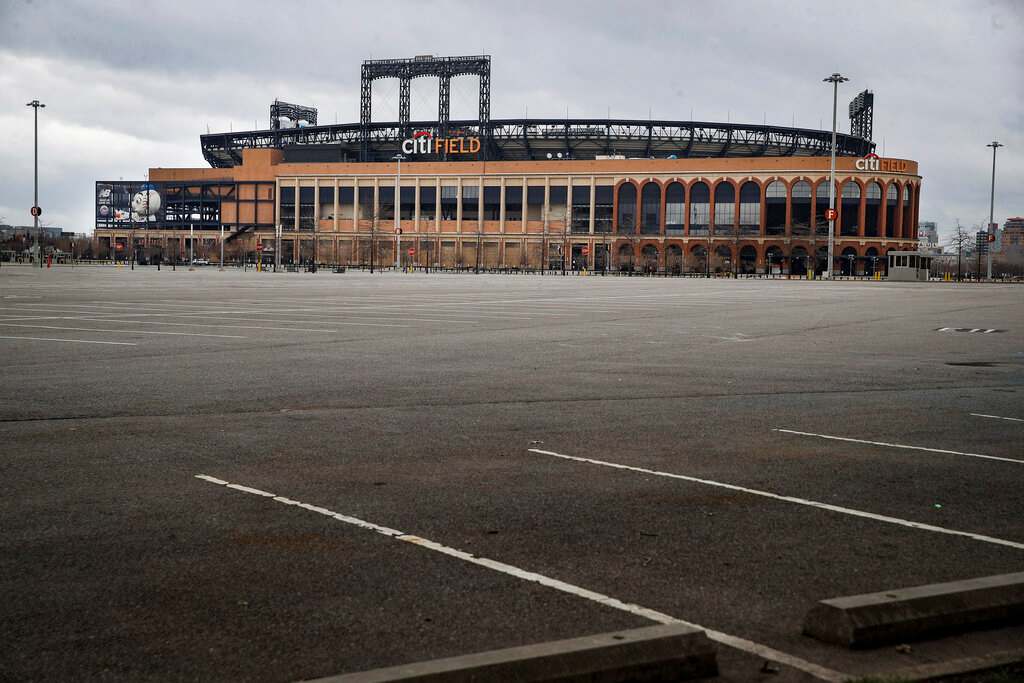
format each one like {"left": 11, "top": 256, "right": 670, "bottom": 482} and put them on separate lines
{"left": 887, "top": 250, "right": 932, "bottom": 281}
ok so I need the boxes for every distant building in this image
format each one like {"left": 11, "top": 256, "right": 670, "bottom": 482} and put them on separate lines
{"left": 917, "top": 221, "right": 940, "bottom": 254}
{"left": 1003, "top": 217, "right": 1024, "bottom": 250}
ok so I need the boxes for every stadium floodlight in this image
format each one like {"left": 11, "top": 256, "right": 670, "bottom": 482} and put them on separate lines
{"left": 26, "top": 100, "right": 45, "bottom": 268}
{"left": 986, "top": 141, "right": 1003, "bottom": 281}
{"left": 823, "top": 73, "right": 848, "bottom": 280}
{"left": 392, "top": 154, "right": 404, "bottom": 270}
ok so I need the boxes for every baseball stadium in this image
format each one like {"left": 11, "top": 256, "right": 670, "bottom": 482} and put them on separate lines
{"left": 94, "top": 55, "right": 921, "bottom": 276}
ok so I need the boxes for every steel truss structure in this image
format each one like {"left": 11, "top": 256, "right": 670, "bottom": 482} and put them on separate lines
{"left": 359, "top": 55, "right": 491, "bottom": 159}
{"left": 848, "top": 90, "right": 874, "bottom": 143}
{"left": 270, "top": 100, "right": 318, "bottom": 130}
{"left": 201, "top": 118, "right": 875, "bottom": 167}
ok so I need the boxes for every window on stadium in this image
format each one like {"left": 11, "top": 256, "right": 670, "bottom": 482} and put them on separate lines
{"left": 526, "top": 186, "right": 544, "bottom": 221}
{"left": 739, "top": 182, "right": 760, "bottom": 235}
{"left": 665, "top": 182, "right": 684, "bottom": 233}
{"left": 419, "top": 186, "right": 436, "bottom": 222}
{"left": 440, "top": 186, "right": 458, "bottom": 221}
{"left": 571, "top": 186, "right": 590, "bottom": 233}
{"left": 280, "top": 186, "right": 295, "bottom": 226}
{"left": 378, "top": 186, "right": 394, "bottom": 222}
{"left": 714, "top": 182, "right": 735, "bottom": 233}
{"left": 840, "top": 181, "right": 860, "bottom": 236}
{"left": 594, "top": 185, "right": 613, "bottom": 233}
{"left": 640, "top": 182, "right": 661, "bottom": 234}
{"left": 791, "top": 181, "right": 811, "bottom": 236}
{"left": 483, "top": 187, "right": 501, "bottom": 221}
{"left": 864, "top": 181, "right": 881, "bottom": 237}
{"left": 765, "top": 181, "right": 785, "bottom": 236}
{"left": 504, "top": 186, "right": 523, "bottom": 222}
{"left": 462, "top": 184, "right": 479, "bottom": 222}
{"left": 617, "top": 183, "right": 636, "bottom": 232}
{"left": 885, "top": 184, "right": 898, "bottom": 237}
{"left": 318, "top": 186, "right": 334, "bottom": 220}
{"left": 689, "top": 182, "right": 709, "bottom": 235}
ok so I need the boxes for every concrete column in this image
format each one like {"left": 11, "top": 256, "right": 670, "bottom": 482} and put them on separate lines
{"left": 589, "top": 176, "right": 596, "bottom": 236}
{"left": 333, "top": 178, "right": 339, "bottom": 233}
{"left": 293, "top": 180, "right": 299, "bottom": 232}
{"left": 414, "top": 177, "right": 421, "bottom": 233}
{"left": 521, "top": 177, "right": 527, "bottom": 235}
{"left": 784, "top": 179, "right": 793, "bottom": 238}
{"left": 858, "top": 180, "right": 867, "bottom": 238}
{"left": 434, "top": 177, "right": 441, "bottom": 235}
{"left": 353, "top": 177, "right": 360, "bottom": 230}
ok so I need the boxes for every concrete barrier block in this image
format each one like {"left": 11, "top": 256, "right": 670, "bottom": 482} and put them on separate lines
{"left": 804, "top": 571, "right": 1024, "bottom": 648}
{"left": 302, "top": 623, "right": 717, "bottom": 682}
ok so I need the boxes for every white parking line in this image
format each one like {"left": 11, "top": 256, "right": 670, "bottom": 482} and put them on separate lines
{"left": 70, "top": 318, "right": 388, "bottom": 334}
{"left": 525, "top": 449, "right": 1024, "bottom": 551}
{"left": 0, "top": 335, "right": 137, "bottom": 346}
{"left": 195, "top": 474, "right": 846, "bottom": 682}
{"left": 0, "top": 323, "right": 246, "bottom": 339}
{"left": 773, "top": 428, "right": 1024, "bottom": 465}
{"left": 971, "top": 413, "right": 1024, "bottom": 423}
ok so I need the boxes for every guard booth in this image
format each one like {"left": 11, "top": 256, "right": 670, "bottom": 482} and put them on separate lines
{"left": 887, "top": 250, "right": 932, "bottom": 282}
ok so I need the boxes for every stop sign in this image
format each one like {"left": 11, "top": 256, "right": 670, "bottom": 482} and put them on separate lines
{"left": 407, "top": 248, "right": 415, "bottom": 256}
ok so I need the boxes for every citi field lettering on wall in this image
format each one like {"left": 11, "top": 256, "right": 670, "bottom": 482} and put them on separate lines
{"left": 855, "top": 153, "right": 910, "bottom": 173}
{"left": 401, "top": 131, "right": 481, "bottom": 156}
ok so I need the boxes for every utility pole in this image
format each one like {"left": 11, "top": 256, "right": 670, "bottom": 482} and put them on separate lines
{"left": 26, "top": 99, "right": 45, "bottom": 268}
{"left": 823, "top": 73, "right": 848, "bottom": 280}
{"left": 392, "top": 154, "right": 404, "bottom": 270}
{"left": 986, "top": 141, "right": 1003, "bottom": 281}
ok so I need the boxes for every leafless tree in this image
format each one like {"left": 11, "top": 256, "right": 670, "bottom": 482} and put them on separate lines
{"left": 947, "top": 221, "right": 972, "bottom": 282}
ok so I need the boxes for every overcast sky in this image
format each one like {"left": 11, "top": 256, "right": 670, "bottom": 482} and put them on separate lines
{"left": 0, "top": 0, "right": 1021, "bottom": 242}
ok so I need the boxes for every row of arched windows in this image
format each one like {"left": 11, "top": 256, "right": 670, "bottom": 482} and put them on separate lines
{"left": 614, "top": 179, "right": 918, "bottom": 239}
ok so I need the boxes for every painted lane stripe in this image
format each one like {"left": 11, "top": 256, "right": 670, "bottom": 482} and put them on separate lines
{"left": 0, "top": 335, "right": 137, "bottom": 346}
{"left": 525, "top": 449, "right": 1024, "bottom": 551}
{"left": 70, "top": 318, "right": 383, "bottom": 334}
{"left": 773, "top": 428, "right": 1024, "bottom": 465}
{"left": 195, "top": 474, "right": 846, "bottom": 682}
{"left": 971, "top": 413, "right": 1024, "bottom": 423}
{"left": 0, "top": 323, "right": 246, "bottom": 339}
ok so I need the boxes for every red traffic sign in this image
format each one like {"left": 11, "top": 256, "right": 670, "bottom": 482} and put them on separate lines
{"left": 407, "top": 248, "right": 415, "bottom": 256}
{"left": 30, "top": 206, "right": 42, "bottom": 217}
{"left": 115, "top": 243, "right": 124, "bottom": 250}
{"left": 987, "top": 234, "right": 996, "bottom": 243}
{"left": 824, "top": 208, "right": 838, "bottom": 221}
{"left": 257, "top": 244, "right": 264, "bottom": 251}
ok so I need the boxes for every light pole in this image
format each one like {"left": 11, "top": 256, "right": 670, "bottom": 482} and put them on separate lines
{"left": 26, "top": 100, "right": 45, "bottom": 268}
{"left": 986, "top": 141, "right": 1003, "bottom": 281}
{"left": 823, "top": 72, "right": 848, "bottom": 280}
{"left": 392, "top": 153, "right": 404, "bottom": 270}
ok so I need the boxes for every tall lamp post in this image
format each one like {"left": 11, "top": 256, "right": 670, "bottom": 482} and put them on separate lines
{"left": 392, "top": 153, "right": 404, "bottom": 270}
{"left": 823, "top": 72, "right": 848, "bottom": 280}
{"left": 26, "top": 100, "right": 45, "bottom": 268}
{"left": 986, "top": 141, "right": 1003, "bottom": 281}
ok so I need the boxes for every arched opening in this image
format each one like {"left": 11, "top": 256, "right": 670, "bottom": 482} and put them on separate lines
{"left": 714, "top": 182, "right": 735, "bottom": 235}
{"left": 815, "top": 246, "right": 829, "bottom": 276}
{"left": 689, "top": 182, "right": 710, "bottom": 235}
{"left": 840, "top": 182, "right": 860, "bottom": 236}
{"left": 713, "top": 244, "right": 732, "bottom": 273}
{"left": 666, "top": 244, "right": 683, "bottom": 274}
{"left": 689, "top": 244, "right": 708, "bottom": 274}
{"left": 840, "top": 246, "right": 858, "bottom": 276}
{"left": 739, "top": 182, "right": 760, "bottom": 235}
{"left": 815, "top": 182, "right": 835, "bottom": 237}
{"left": 865, "top": 182, "right": 882, "bottom": 237}
{"left": 616, "top": 184, "right": 636, "bottom": 233}
{"left": 640, "top": 244, "right": 659, "bottom": 273}
{"left": 765, "top": 181, "right": 786, "bottom": 236}
{"left": 765, "top": 245, "right": 784, "bottom": 275}
{"left": 865, "top": 247, "right": 880, "bottom": 276}
{"left": 790, "top": 246, "right": 809, "bottom": 276}
{"left": 885, "top": 184, "right": 898, "bottom": 238}
{"left": 665, "top": 183, "right": 685, "bottom": 234}
{"left": 640, "top": 182, "right": 661, "bottom": 235}
{"left": 617, "top": 243, "right": 634, "bottom": 272}
{"left": 902, "top": 185, "right": 914, "bottom": 236}
{"left": 791, "top": 181, "right": 811, "bottom": 236}
{"left": 739, "top": 245, "right": 758, "bottom": 274}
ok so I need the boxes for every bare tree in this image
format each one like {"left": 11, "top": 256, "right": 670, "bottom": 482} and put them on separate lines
{"left": 947, "top": 221, "right": 972, "bottom": 282}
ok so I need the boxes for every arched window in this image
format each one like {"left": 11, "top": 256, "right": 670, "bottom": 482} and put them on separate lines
{"left": 766, "top": 181, "right": 786, "bottom": 236}
{"left": 864, "top": 182, "right": 882, "bottom": 237}
{"left": 791, "top": 181, "right": 811, "bottom": 236}
{"left": 640, "top": 182, "right": 661, "bottom": 234}
{"left": 739, "top": 182, "right": 760, "bottom": 235}
{"left": 815, "top": 182, "right": 836, "bottom": 236}
{"left": 665, "top": 182, "right": 685, "bottom": 233}
{"left": 885, "top": 184, "right": 898, "bottom": 238}
{"left": 840, "top": 182, "right": 860, "bottom": 236}
{"left": 714, "top": 182, "right": 735, "bottom": 233}
{"left": 689, "top": 182, "right": 710, "bottom": 235}
{"left": 902, "top": 185, "right": 914, "bottom": 236}
{"left": 616, "top": 183, "right": 636, "bottom": 233}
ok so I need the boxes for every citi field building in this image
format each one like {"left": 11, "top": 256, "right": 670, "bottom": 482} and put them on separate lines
{"left": 95, "top": 56, "right": 921, "bottom": 275}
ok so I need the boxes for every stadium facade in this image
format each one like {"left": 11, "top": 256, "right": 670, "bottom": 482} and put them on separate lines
{"left": 95, "top": 56, "right": 921, "bottom": 276}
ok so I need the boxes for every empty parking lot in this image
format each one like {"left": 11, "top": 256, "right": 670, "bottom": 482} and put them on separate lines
{"left": 1, "top": 265, "right": 1022, "bottom": 681}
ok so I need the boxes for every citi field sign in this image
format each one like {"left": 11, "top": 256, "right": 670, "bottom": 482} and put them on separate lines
{"left": 855, "top": 152, "right": 910, "bottom": 173}
{"left": 401, "top": 130, "right": 481, "bottom": 155}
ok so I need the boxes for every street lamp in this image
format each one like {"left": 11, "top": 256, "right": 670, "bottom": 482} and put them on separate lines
{"left": 26, "top": 99, "right": 45, "bottom": 268}
{"left": 823, "top": 72, "right": 848, "bottom": 280}
{"left": 986, "top": 141, "right": 1003, "bottom": 281}
{"left": 392, "top": 153, "right": 404, "bottom": 270}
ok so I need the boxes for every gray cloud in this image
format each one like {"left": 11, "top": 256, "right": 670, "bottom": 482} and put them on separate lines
{"left": 0, "top": 0, "right": 1021, "bottom": 242}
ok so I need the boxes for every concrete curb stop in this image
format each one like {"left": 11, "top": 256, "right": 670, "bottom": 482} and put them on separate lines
{"left": 300, "top": 623, "right": 718, "bottom": 682}
{"left": 803, "top": 571, "right": 1024, "bottom": 648}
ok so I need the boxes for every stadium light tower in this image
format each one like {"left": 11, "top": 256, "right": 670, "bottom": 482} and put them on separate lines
{"left": 392, "top": 153, "right": 404, "bottom": 270}
{"left": 823, "top": 73, "right": 848, "bottom": 280}
{"left": 986, "top": 141, "right": 1003, "bottom": 281}
{"left": 26, "top": 99, "right": 45, "bottom": 268}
